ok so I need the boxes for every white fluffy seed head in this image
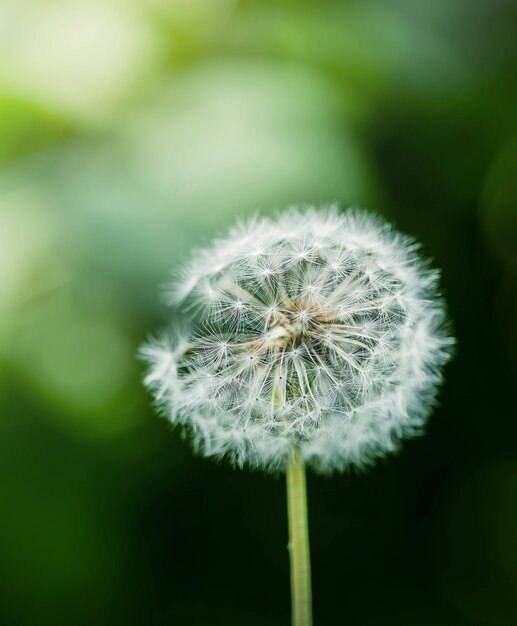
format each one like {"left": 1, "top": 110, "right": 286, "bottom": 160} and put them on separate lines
{"left": 140, "top": 206, "right": 454, "bottom": 474}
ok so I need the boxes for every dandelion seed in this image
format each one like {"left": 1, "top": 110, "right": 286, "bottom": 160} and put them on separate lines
{"left": 141, "top": 205, "right": 453, "bottom": 474}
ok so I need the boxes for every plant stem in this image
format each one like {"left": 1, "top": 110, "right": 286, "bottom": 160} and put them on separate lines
{"left": 286, "top": 446, "right": 313, "bottom": 626}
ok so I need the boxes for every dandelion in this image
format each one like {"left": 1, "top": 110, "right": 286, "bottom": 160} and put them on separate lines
{"left": 140, "top": 205, "right": 454, "bottom": 626}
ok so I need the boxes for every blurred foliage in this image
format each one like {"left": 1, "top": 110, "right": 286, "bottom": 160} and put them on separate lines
{"left": 0, "top": 0, "right": 516, "bottom": 625}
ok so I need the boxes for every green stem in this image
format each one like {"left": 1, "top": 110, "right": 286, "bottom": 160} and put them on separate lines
{"left": 286, "top": 446, "right": 313, "bottom": 626}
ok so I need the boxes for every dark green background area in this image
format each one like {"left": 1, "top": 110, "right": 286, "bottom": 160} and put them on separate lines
{"left": 1, "top": 1, "right": 517, "bottom": 624}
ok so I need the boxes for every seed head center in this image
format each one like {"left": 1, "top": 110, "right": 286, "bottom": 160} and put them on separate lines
{"left": 268, "top": 300, "right": 325, "bottom": 350}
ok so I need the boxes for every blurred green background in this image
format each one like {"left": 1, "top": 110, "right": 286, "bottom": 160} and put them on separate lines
{"left": 1, "top": 0, "right": 517, "bottom": 624}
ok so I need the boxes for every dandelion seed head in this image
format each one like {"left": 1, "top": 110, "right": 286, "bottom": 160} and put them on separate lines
{"left": 141, "top": 206, "right": 454, "bottom": 473}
